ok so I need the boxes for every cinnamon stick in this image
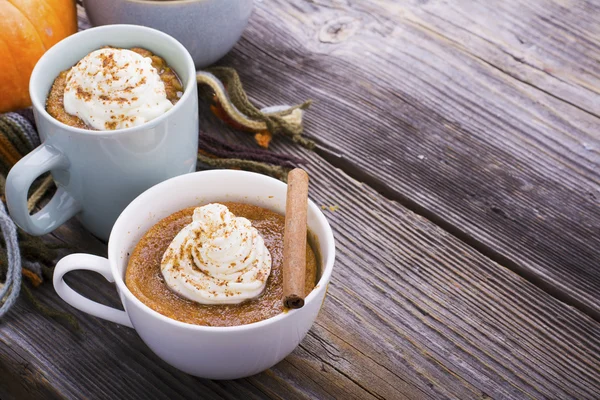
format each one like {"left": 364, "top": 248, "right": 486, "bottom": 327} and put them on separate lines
{"left": 283, "top": 168, "right": 309, "bottom": 309}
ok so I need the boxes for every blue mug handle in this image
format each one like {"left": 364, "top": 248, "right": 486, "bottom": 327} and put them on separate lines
{"left": 5, "top": 143, "right": 81, "bottom": 235}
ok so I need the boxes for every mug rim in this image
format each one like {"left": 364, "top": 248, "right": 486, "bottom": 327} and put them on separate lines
{"left": 108, "top": 170, "right": 336, "bottom": 332}
{"left": 125, "top": 0, "right": 212, "bottom": 4}
{"left": 29, "top": 24, "right": 197, "bottom": 137}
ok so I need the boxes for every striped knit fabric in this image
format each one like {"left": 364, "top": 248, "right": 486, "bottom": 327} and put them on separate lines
{"left": 0, "top": 111, "right": 41, "bottom": 318}
{"left": 0, "top": 201, "right": 21, "bottom": 317}
{"left": 0, "top": 111, "right": 39, "bottom": 177}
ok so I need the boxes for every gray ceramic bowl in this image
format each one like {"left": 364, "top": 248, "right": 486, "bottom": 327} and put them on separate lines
{"left": 83, "top": 0, "right": 253, "bottom": 68}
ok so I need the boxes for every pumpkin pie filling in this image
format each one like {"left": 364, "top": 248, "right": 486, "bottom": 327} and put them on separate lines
{"left": 46, "top": 47, "right": 182, "bottom": 130}
{"left": 125, "top": 202, "right": 319, "bottom": 327}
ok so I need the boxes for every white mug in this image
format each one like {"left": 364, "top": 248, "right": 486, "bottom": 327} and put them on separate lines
{"left": 53, "top": 170, "right": 336, "bottom": 379}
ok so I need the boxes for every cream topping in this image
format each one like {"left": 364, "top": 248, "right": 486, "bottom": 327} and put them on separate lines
{"left": 63, "top": 48, "right": 173, "bottom": 130}
{"left": 161, "top": 204, "right": 272, "bottom": 304}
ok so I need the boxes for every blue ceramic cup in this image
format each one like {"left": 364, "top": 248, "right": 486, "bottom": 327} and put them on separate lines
{"left": 6, "top": 25, "right": 199, "bottom": 240}
{"left": 83, "top": 0, "right": 253, "bottom": 68}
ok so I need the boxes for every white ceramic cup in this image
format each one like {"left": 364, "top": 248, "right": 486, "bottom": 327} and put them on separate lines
{"left": 53, "top": 170, "right": 335, "bottom": 379}
{"left": 6, "top": 24, "right": 199, "bottom": 240}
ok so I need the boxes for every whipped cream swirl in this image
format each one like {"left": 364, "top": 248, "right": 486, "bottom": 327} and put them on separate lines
{"left": 161, "top": 204, "right": 272, "bottom": 304}
{"left": 63, "top": 48, "right": 174, "bottom": 130}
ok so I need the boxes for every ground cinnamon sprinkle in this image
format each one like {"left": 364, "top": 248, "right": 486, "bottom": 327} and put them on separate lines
{"left": 75, "top": 87, "right": 92, "bottom": 101}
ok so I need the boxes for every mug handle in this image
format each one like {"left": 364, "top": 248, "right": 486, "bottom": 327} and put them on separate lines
{"left": 53, "top": 253, "right": 133, "bottom": 328}
{"left": 5, "top": 143, "right": 81, "bottom": 235}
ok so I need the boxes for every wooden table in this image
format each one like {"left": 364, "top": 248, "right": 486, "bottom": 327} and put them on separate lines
{"left": 2, "top": 1, "right": 599, "bottom": 399}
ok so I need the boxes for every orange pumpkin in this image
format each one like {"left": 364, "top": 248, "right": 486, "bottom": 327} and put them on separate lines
{"left": 0, "top": 0, "right": 77, "bottom": 113}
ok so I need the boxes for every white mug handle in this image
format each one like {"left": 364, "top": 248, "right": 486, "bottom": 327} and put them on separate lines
{"left": 53, "top": 254, "right": 133, "bottom": 328}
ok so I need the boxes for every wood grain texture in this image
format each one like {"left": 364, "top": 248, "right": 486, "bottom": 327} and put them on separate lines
{"left": 2, "top": 103, "right": 600, "bottom": 399}
{"left": 2, "top": 2, "right": 600, "bottom": 399}
{"left": 217, "top": 0, "right": 600, "bottom": 317}
{"left": 0, "top": 343, "right": 63, "bottom": 400}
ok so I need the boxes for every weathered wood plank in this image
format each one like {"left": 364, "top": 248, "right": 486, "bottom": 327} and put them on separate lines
{"left": 393, "top": 0, "right": 600, "bottom": 116}
{"left": 2, "top": 104, "right": 600, "bottom": 398}
{"left": 219, "top": 0, "right": 600, "bottom": 316}
{"left": 0, "top": 343, "right": 63, "bottom": 400}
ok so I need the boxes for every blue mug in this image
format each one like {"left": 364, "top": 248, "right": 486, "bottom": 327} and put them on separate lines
{"left": 6, "top": 25, "right": 199, "bottom": 240}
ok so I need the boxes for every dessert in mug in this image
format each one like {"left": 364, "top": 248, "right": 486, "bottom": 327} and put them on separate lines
{"left": 46, "top": 47, "right": 183, "bottom": 130}
{"left": 126, "top": 202, "right": 319, "bottom": 327}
